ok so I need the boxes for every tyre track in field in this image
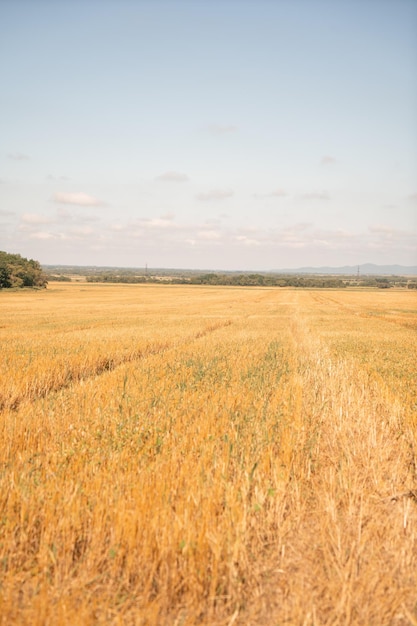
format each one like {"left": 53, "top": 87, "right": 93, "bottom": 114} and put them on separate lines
{"left": 1, "top": 320, "right": 233, "bottom": 413}
{"left": 310, "top": 291, "right": 417, "bottom": 331}
{"left": 254, "top": 293, "right": 417, "bottom": 626}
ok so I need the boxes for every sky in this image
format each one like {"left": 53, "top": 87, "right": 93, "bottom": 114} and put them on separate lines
{"left": 1, "top": 0, "right": 416, "bottom": 270}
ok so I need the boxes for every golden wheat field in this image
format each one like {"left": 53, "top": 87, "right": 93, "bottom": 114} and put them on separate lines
{"left": 1, "top": 283, "right": 416, "bottom": 625}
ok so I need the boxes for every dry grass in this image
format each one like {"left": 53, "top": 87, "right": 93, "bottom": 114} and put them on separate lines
{"left": 0, "top": 284, "right": 416, "bottom": 625}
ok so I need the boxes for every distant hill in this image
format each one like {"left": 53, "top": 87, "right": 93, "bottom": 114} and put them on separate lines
{"left": 43, "top": 263, "right": 417, "bottom": 278}
{"left": 274, "top": 264, "right": 417, "bottom": 276}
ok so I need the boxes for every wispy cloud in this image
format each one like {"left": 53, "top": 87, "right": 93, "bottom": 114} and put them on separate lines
{"left": 207, "top": 124, "right": 238, "bottom": 135}
{"left": 28, "top": 231, "right": 60, "bottom": 240}
{"left": 276, "top": 223, "right": 314, "bottom": 247}
{"left": 155, "top": 171, "right": 189, "bottom": 182}
{"left": 146, "top": 218, "right": 175, "bottom": 229}
{"left": 105, "top": 219, "right": 415, "bottom": 258}
{"left": 197, "top": 229, "right": 223, "bottom": 241}
{"left": 320, "top": 155, "right": 336, "bottom": 165}
{"left": 19, "top": 213, "right": 56, "bottom": 234}
{"left": 52, "top": 192, "right": 104, "bottom": 206}
{"left": 21, "top": 213, "right": 53, "bottom": 225}
{"left": 234, "top": 235, "right": 261, "bottom": 246}
{"left": 8, "top": 152, "right": 30, "bottom": 161}
{"left": 367, "top": 225, "right": 417, "bottom": 253}
{"left": 196, "top": 189, "right": 234, "bottom": 202}
{"left": 283, "top": 222, "right": 313, "bottom": 233}
{"left": 368, "top": 225, "right": 413, "bottom": 241}
{"left": 16, "top": 207, "right": 416, "bottom": 268}
{"left": 127, "top": 214, "right": 178, "bottom": 233}
{"left": 369, "top": 225, "right": 394, "bottom": 235}
{"left": 0, "top": 209, "right": 14, "bottom": 217}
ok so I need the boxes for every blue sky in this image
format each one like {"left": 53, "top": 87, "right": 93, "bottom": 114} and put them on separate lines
{"left": 1, "top": 0, "right": 416, "bottom": 270}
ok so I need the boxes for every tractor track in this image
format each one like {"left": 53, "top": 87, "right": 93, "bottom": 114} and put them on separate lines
{"left": 1, "top": 320, "right": 233, "bottom": 413}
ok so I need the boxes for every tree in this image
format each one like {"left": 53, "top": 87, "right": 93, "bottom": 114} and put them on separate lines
{"left": 0, "top": 251, "right": 47, "bottom": 289}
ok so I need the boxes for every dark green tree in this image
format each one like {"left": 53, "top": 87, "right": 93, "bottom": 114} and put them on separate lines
{"left": 0, "top": 251, "right": 47, "bottom": 289}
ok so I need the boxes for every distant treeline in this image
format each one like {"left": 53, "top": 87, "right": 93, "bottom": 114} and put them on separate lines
{"left": 82, "top": 272, "right": 414, "bottom": 288}
{"left": 187, "top": 273, "right": 348, "bottom": 288}
{"left": 44, "top": 274, "right": 72, "bottom": 282}
{"left": 83, "top": 272, "right": 347, "bottom": 287}
{"left": 0, "top": 251, "right": 47, "bottom": 289}
{"left": 43, "top": 265, "right": 417, "bottom": 289}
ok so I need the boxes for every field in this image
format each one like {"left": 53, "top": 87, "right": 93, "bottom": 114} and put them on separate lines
{"left": 1, "top": 284, "right": 417, "bottom": 625}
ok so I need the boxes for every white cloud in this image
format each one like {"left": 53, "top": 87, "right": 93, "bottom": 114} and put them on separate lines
{"left": 21, "top": 213, "right": 52, "bottom": 225}
{"left": 196, "top": 189, "right": 234, "bottom": 202}
{"left": 328, "top": 229, "right": 354, "bottom": 240}
{"left": 366, "top": 225, "right": 417, "bottom": 254}
{"left": 321, "top": 155, "right": 336, "bottom": 165}
{"left": 109, "top": 224, "right": 124, "bottom": 232}
{"left": 280, "top": 231, "right": 307, "bottom": 245}
{"left": 285, "top": 222, "right": 313, "bottom": 232}
{"left": 197, "top": 230, "right": 222, "bottom": 241}
{"left": 115, "top": 215, "right": 179, "bottom": 238}
{"left": 259, "top": 224, "right": 359, "bottom": 251}
{"left": 28, "top": 231, "right": 59, "bottom": 240}
{"left": 368, "top": 225, "right": 414, "bottom": 243}
{"left": 132, "top": 214, "right": 177, "bottom": 230}
{"left": 52, "top": 192, "right": 104, "bottom": 206}
{"left": 369, "top": 225, "right": 394, "bottom": 235}
{"left": 155, "top": 171, "right": 189, "bottom": 182}
{"left": 273, "top": 224, "right": 313, "bottom": 245}
{"left": 147, "top": 218, "right": 175, "bottom": 229}
{"left": 0, "top": 209, "right": 14, "bottom": 216}
{"left": 8, "top": 152, "right": 30, "bottom": 161}
{"left": 15, "top": 204, "right": 416, "bottom": 268}
{"left": 234, "top": 235, "right": 261, "bottom": 246}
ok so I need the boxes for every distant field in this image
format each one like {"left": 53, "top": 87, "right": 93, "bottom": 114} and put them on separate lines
{"left": 1, "top": 284, "right": 416, "bottom": 625}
